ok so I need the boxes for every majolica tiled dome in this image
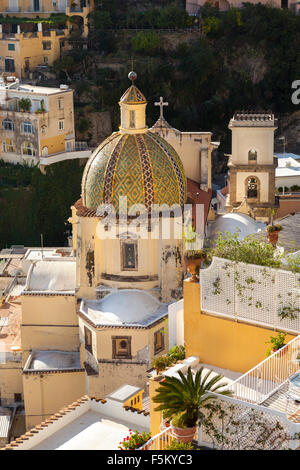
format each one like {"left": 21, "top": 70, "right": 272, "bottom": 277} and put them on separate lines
{"left": 81, "top": 131, "right": 186, "bottom": 212}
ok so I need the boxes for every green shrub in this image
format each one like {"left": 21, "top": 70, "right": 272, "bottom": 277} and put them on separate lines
{"left": 266, "top": 331, "right": 287, "bottom": 356}
{"left": 166, "top": 440, "right": 195, "bottom": 450}
{"left": 131, "top": 32, "right": 161, "bottom": 55}
{"left": 171, "top": 413, "right": 188, "bottom": 428}
{"left": 167, "top": 345, "right": 185, "bottom": 362}
{"left": 78, "top": 118, "right": 90, "bottom": 133}
{"left": 209, "top": 232, "right": 282, "bottom": 268}
{"left": 266, "top": 224, "right": 282, "bottom": 233}
{"left": 152, "top": 355, "right": 172, "bottom": 373}
{"left": 18, "top": 98, "right": 31, "bottom": 112}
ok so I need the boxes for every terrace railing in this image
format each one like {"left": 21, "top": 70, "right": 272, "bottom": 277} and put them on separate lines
{"left": 226, "top": 335, "right": 300, "bottom": 404}
{"left": 138, "top": 427, "right": 174, "bottom": 450}
{"left": 140, "top": 392, "right": 300, "bottom": 450}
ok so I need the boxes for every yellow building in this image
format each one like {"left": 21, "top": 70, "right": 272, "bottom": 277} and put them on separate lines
{"left": 0, "top": 23, "right": 69, "bottom": 79}
{"left": 0, "top": 76, "right": 90, "bottom": 165}
{"left": 0, "top": 1, "right": 94, "bottom": 79}
{"left": 0, "top": 0, "right": 93, "bottom": 37}
{"left": 0, "top": 74, "right": 217, "bottom": 433}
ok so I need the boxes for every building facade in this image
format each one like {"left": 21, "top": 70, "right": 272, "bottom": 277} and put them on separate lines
{"left": 0, "top": 77, "right": 90, "bottom": 165}
{"left": 226, "top": 111, "right": 278, "bottom": 221}
{"left": 0, "top": 1, "right": 94, "bottom": 78}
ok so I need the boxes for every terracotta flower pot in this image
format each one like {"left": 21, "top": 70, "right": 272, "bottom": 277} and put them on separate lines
{"left": 266, "top": 230, "right": 279, "bottom": 246}
{"left": 171, "top": 425, "right": 197, "bottom": 444}
{"left": 184, "top": 255, "right": 206, "bottom": 282}
{"left": 273, "top": 346, "right": 286, "bottom": 357}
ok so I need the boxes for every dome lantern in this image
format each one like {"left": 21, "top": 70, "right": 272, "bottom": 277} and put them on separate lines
{"left": 119, "top": 72, "right": 148, "bottom": 135}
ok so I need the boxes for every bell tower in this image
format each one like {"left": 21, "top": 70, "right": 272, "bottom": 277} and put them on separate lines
{"left": 226, "top": 111, "right": 278, "bottom": 221}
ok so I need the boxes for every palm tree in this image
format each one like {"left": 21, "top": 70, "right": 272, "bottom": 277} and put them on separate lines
{"left": 153, "top": 366, "right": 233, "bottom": 428}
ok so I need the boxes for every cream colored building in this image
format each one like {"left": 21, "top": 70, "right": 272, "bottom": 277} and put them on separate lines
{"left": 150, "top": 101, "right": 219, "bottom": 192}
{"left": 0, "top": 76, "right": 90, "bottom": 165}
{"left": 226, "top": 111, "right": 278, "bottom": 221}
{"left": 0, "top": 74, "right": 218, "bottom": 433}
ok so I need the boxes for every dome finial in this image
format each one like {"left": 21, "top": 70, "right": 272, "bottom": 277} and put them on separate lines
{"left": 128, "top": 71, "right": 137, "bottom": 83}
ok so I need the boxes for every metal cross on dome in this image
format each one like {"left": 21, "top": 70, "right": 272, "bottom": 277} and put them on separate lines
{"left": 155, "top": 96, "right": 168, "bottom": 119}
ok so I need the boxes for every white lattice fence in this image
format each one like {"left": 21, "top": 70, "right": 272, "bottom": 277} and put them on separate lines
{"left": 200, "top": 257, "right": 300, "bottom": 333}
{"left": 198, "top": 393, "right": 297, "bottom": 450}
{"left": 200, "top": 258, "right": 235, "bottom": 317}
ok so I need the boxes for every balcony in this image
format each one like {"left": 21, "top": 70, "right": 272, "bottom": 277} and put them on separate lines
{"left": 143, "top": 354, "right": 300, "bottom": 450}
{"left": 227, "top": 335, "right": 300, "bottom": 416}
{"left": 39, "top": 142, "right": 91, "bottom": 166}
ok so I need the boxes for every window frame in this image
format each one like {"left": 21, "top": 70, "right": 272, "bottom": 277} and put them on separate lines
{"left": 154, "top": 329, "right": 165, "bottom": 355}
{"left": 2, "top": 119, "right": 14, "bottom": 131}
{"left": 21, "top": 141, "right": 36, "bottom": 156}
{"left": 120, "top": 239, "right": 138, "bottom": 272}
{"left": 246, "top": 176, "right": 259, "bottom": 200}
{"left": 59, "top": 119, "right": 64, "bottom": 130}
{"left": 112, "top": 336, "right": 132, "bottom": 359}
{"left": 21, "top": 121, "right": 34, "bottom": 134}
{"left": 42, "top": 41, "right": 52, "bottom": 50}
{"left": 84, "top": 326, "right": 93, "bottom": 354}
{"left": 3, "top": 139, "right": 15, "bottom": 153}
{"left": 129, "top": 110, "right": 135, "bottom": 128}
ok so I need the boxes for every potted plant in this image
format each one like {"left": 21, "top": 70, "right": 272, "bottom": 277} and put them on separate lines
{"left": 184, "top": 249, "right": 206, "bottom": 282}
{"left": 160, "top": 410, "right": 171, "bottom": 431}
{"left": 296, "top": 349, "right": 300, "bottom": 364}
{"left": 35, "top": 100, "right": 46, "bottom": 114}
{"left": 266, "top": 224, "right": 282, "bottom": 246}
{"left": 266, "top": 331, "right": 287, "bottom": 357}
{"left": 153, "top": 366, "right": 232, "bottom": 444}
{"left": 151, "top": 355, "right": 171, "bottom": 375}
{"left": 18, "top": 97, "right": 31, "bottom": 113}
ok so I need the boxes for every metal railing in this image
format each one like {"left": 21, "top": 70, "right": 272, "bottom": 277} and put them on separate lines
{"left": 227, "top": 335, "right": 300, "bottom": 405}
{"left": 138, "top": 426, "right": 174, "bottom": 450}
{"left": 74, "top": 141, "right": 88, "bottom": 151}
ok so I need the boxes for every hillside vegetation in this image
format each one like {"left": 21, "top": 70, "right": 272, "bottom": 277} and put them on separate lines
{"left": 2, "top": 2, "right": 300, "bottom": 248}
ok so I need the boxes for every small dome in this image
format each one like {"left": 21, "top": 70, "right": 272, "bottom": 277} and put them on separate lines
{"left": 82, "top": 131, "right": 186, "bottom": 212}
{"left": 208, "top": 213, "right": 264, "bottom": 241}
{"left": 81, "top": 289, "right": 168, "bottom": 326}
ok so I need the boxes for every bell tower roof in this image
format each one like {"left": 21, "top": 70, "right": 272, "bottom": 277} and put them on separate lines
{"left": 119, "top": 71, "right": 146, "bottom": 105}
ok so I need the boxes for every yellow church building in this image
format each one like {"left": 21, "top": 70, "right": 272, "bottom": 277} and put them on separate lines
{"left": 0, "top": 72, "right": 217, "bottom": 431}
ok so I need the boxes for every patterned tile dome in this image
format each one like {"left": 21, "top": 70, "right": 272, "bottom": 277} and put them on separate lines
{"left": 81, "top": 131, "right": 187, "bottom": 212}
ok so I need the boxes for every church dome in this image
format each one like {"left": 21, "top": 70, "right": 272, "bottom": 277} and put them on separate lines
{"left": 81, "top": 73, "right": 186, "bottom": 213}
{"left": 82, "top": 132, "right": 186, "bottom": 212}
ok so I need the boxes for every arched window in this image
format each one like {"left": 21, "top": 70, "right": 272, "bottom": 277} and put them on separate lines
{"left": 21, "top": 141, "right": 36, "bottom": 156}
{"left": 247, "top": 176, "right": 258, "bottom": 199}
{"left": 248, "top": 149, "right": 257, "bottom": 161}
{"left": 2, "top": 119, "right": 14, "bottom": 131}
{"left": 21, "top": 121, "right": 34, "bottom": 134}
